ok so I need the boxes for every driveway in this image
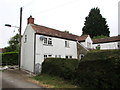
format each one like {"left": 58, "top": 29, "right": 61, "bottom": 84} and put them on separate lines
{"left": 1, "top": 69, "right": 45, "bottom": 89}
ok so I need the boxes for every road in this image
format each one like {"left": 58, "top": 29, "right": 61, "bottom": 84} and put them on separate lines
{"left": 0, "top": 69, "right": 45, "bottom": 89}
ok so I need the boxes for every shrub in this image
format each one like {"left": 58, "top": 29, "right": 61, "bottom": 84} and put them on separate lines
{"left": 1, "top": 52, "right": 18, "bottom": 66}
{"left": 75, "top": 49, "right": 120, "bottom": 88}
{"left": 41, "top": 58, "right": 79, "bottom": 80}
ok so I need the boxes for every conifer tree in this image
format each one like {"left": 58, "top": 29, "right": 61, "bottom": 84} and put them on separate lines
{"left": 82, "top": 7, "right": 110, "bottom": 38}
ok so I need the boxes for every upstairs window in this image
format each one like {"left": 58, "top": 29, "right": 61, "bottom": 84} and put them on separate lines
{"left": 43, "top": 38, "right": 47, "bottom": 45}
{"left": 48, "top": 38, "right": 52, "bottom": 45}
{"left": 65, "top": 41, "right": 69, "bottom": 47}
{"left": 87, "top": 42, "right": 91, "bottom": 48}
{"left": 43, "top": 38, "right": 52, "bottom": 45}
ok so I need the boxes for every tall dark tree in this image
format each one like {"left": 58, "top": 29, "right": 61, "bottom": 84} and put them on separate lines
{"left": 82, "top": 7, "right": 110, "bottom": 38}
{"left": 4, "top": 34, "right": 19, "bottom": 52}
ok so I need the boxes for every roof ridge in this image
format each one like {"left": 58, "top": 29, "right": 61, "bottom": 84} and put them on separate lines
{"left": 31, "top": 24, "right": 88, "bottom": 41}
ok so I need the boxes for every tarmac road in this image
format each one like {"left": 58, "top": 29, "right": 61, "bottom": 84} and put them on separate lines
{"left": 1, "top": 69, "right": 45, "bottom": 89}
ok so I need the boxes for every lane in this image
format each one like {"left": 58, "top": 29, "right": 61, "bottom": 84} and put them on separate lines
{"left": 1, "top": 69, "right": 44, "bottom": 89}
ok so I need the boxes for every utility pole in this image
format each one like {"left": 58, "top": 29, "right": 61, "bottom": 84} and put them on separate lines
{"left": 19, "top": 7, "right": 22, "bottom": 71}
{"left": 5, "top": 7, "right": 23, "bottom": 70}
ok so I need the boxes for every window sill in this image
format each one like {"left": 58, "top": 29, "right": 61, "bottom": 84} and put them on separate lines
{"left": 43, "top": 44, "right": 53, "bottom": 46}
{"left": 65, "top": 46, "right": 70, "bottom": 48}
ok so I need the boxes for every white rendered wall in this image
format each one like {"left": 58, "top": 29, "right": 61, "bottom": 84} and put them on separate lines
{"left": 35, "top": 34, "right": 78, "bottom": 65}
{"left": 80, "top": 35, "right": 93, "bottom": 49}
{"left": 21, "top": 24, "right": 35, "bottom": 72}
{"left": 93, "top": 42, "right": 119, "bottom": 50}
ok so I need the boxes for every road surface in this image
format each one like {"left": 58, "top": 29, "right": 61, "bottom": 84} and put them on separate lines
{"left": 0, "top": 69, "right": 45, "bottom": 89}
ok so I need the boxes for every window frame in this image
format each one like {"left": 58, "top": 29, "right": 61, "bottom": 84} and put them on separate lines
{"left": 24, "top": 35, "right": 27, "bottom": 43}
{"left": 65, "top": 40, "right": 69, "bottom": 48}
{"left": 43, "top": 37, "right": 52, "bottom": 46}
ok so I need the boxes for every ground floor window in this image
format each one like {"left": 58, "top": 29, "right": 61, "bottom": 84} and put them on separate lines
{"left": 118, "top": 42, "right": 120, "bottom": 49}
{"left": 55, "top": 55, "right": 61, "bottom": 58}
{"left": 44, "top": 54, "right": 52, "bottom": 59}
{"left": 65, "top": 55, "right": 72, "bottom": 59}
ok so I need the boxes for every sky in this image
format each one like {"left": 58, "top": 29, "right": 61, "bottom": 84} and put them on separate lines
{"left": 0, "top": 0, "right": 119, "bottom": 48}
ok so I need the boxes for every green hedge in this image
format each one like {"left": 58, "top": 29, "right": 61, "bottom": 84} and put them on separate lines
{"left": 41, "top": 58, "right": 79, "bottom": 80}
{"left": 41, "top": 50, "right": 120, "bottom": 88}
{"left": 81, "top": 49, "right": 120, "bottom": 61}
{"left": 1, "top": 52, "right": 18, "bottom": 66}
{"left": 75, "top": 49, "right": 120, "bottom": 88}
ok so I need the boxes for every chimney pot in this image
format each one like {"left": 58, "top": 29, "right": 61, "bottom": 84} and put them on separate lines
{"left": 27, "top": 16, "right": 34, "bottom": 24}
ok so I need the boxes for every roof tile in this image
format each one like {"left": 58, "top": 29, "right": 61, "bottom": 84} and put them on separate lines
{"left": 31, "top": 24, "right": 88, "bottom": 41}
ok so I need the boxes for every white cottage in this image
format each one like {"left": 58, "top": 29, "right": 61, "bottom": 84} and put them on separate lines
{"left": 21, "top": 16, "right": 93, "bottom": 73}
{"left": 93, "top": 36, "right": 120, "bottom": 50}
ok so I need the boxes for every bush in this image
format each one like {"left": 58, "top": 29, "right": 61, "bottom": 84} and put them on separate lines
{"left": 1, "top": 52, "right": 18, "bottom": 66}
{"left": 41, "top": 58, "right": 79, "bottom": 80}
{"left": 75, "top": 49, "right": 120, "bottom": 88}
{"left": 81, "top": 49, "right": 120, "bottom": 61}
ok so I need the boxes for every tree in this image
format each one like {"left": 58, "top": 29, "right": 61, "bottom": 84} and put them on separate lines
{"left": 82, "top": 7, "right": 110, "bottom": 38}
{"left": 93, "top": 35, "right": 108, "bottom": 39}
{"left": 4, "top": 34, "right": 19, "bottom": 52}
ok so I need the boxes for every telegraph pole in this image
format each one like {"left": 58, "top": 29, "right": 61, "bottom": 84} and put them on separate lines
{"left": 19, "top": 7, "right": 22, "bottom": 71}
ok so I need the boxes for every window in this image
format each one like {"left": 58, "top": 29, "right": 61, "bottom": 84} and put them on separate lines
{"left": 65, "top": 55, "right": 72, "bottom": 59}
{"left": 55, "top": 55, "right": 61, "bottom": 58}
{"left": 79, "top": 54, "right": 84, "bottom": 60}
{"left": 59, "top": 55, "right": 61, "bottom": 58}
{"left": 24, "top": 35, "right": 27, "bottom": 43}
{"left": 44, "top": 54, "right": 52, "bottom": 59}
{"left": 48, "top": 38, "right": 52, "bottom": 45}
{"left": 43, "top": 38, "right": 52, "bottom": 45}
{"left": 87, "top": 42, "right": 91, "bottom": 48}
{"left": 43, "top": 38, "right": 47, "bottom": 44}
{"left": 118, "top": 42, "right": 120, "bottom": 49}
{"left": 66, "top": 56, "right": 68, "bottom": 59}
{"left": 44, "top": 55, "right": 47, "bottom": 59}
{"left": 65, "top": 41, "right": 69, "bottom": 47}
{"left": 48, "top": 55, "right": 52, "bottom": 57}
{"left": 70, "top": 56, "right": 72, "bottom": 59}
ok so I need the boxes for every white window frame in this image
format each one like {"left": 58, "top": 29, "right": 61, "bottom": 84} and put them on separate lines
{"left": 65, "top": 40, "right": 69, "bottom": 47}
{"left": 48, "top": 38, "right": 52, "bottom": 45}
{"left": 43, "top": 38, "right": 47, "bottom": 45}
{"left": 43, "top": 37, "right": 52, "bottom": 45}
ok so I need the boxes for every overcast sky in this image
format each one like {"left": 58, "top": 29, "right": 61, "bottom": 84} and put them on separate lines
{"left": 0, "top": 0, "right": 119, "bottom": 48}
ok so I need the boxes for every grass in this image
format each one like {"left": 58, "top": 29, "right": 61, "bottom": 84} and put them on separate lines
{"left": 32, "top": 74, "right": 80, "bottom": 88}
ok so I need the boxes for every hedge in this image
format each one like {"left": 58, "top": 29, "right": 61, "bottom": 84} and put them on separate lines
{"left": 75, "top": 49, "right": 120, "bottom": 88}
{"left": 81, "top": 49, "right": 120, "bottom": 61}
{"left": 1, "top": 52, "right": 18, "bottom": 66}
{"left": 41, "top": 58, "right": 79, "bottom": 80}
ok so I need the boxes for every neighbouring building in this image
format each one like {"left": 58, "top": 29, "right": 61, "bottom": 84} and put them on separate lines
{"left": 0, "top": 48, "right": 5, "bottom": 53}
{"left": 93, "top": 35, "right": 120, "bottom": 50}
{"left": 21, "top": 16, "right": 93, "bottom": 73}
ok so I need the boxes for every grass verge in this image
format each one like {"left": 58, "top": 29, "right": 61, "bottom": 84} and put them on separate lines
{"left": 31, "top": 74, "right": 79, "bottom": 88}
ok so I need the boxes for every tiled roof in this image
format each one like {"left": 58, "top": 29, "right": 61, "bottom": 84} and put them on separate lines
{"left": 93, "top": 35, "right": 120, "bottom": 44}
{"left": 31, "top": 24, "right": 88, "bottom": 41}
{"left": 76, "top": 35, "right": 88, "bottom": 42}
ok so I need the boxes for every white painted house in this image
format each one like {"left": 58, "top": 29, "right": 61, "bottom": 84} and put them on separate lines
{"left": 93, "top": 36, "right": 120, "bottom": 50}
{"left": 21, "top": 16, "right": 93, "bottom": 73}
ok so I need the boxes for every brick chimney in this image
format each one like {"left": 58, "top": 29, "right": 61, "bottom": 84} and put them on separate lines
{"left": 27, "top": 15, "right": 34, "bottom": 24}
